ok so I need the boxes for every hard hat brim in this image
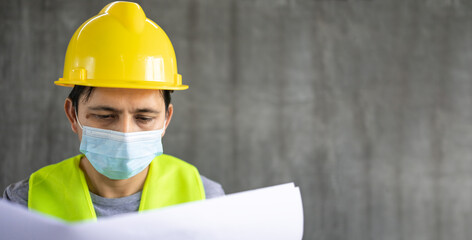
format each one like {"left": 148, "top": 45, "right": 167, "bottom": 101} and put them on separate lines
{"left": 54, "top": 79, "right": 188, "bottom": 90}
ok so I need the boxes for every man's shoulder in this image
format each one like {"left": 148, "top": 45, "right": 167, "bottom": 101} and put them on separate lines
{"left": 200, "top": 175, "right": 225, "bottom": 199}
{"left": 32, "top": 155, "right": 83, "bottom": 176}
{"left": 2, "top": 178, "right": 29, "bottom": 207}
{"left": 2, "top": 155, "right": 81, "bottom": 207}
{"left": 159, "top": 154, "right": 225, "bottom": 199}
{"left": 160, "top": 154, "right": 225, "bottom": 199}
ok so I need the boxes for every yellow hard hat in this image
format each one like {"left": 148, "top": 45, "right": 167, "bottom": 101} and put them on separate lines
{"left": 55, "top": 1, "right": 187, "bottom": 90}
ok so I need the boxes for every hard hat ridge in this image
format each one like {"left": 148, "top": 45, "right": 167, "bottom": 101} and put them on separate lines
{"left": 99, "top": 1, "right": 146, "bottom": 34}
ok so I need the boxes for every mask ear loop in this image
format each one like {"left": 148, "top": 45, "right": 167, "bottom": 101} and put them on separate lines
{"left": 161, "top": 119, "right": 167, "bottom": 132}
{"left": 75, "top": 108, "right": 83, "bottom": 130}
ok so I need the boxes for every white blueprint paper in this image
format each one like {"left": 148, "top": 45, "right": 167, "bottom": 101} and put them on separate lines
{"left": 0, "top": 183, "right": 303, "bottom": 240}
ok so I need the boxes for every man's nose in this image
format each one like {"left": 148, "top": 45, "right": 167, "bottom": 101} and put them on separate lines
{"left": 119, "top": 115, "right": 135, "bottom": 133}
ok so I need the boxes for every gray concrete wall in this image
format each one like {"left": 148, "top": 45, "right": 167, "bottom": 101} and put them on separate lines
{"left": 2, "top": 0, "right": 472, "bottom": 239}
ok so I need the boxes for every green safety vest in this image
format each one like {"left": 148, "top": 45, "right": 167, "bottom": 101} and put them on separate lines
{"left": 28, "top": 154, "right": 205, "bottom": 222}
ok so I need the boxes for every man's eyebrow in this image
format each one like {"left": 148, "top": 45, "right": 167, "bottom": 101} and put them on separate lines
{"left": 87, "top": 106, "right": 159, "bottom": 114}
{"left": 88, "top": 106, "right": 122, "bottom": 113}
{"left": 134, "top": 108, "right": 160, "bottom": 114}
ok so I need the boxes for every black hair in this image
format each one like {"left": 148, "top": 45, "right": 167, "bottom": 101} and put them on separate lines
{"left": 67, "top": 86, "right": 172, "bottom": 114}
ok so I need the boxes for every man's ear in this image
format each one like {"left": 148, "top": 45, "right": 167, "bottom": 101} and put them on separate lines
{"left": 64, "top": 98, "right": 79, "bottom": 133}
{"left": 163, "top": 103, "right": 173, "bottom": 137}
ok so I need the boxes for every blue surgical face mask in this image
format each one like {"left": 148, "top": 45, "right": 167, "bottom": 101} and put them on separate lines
{"left": 76, "top": 112, "right": 165, "bottom": 180}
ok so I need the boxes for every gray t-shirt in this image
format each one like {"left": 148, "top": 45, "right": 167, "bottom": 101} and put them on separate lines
{"left": 2, "top": 175, "right": 224, "bottom": 217}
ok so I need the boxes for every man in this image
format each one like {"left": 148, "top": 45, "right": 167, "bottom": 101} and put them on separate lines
{"left": 2, "top": 1, "right": 224, "bottom": 222}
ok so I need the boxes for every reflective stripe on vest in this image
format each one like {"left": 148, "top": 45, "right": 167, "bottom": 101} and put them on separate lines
{"left": 28, "top": 154, "right": 205, "bottom": 222}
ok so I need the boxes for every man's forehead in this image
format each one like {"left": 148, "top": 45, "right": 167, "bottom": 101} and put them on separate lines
{"left": 80, "top": 87, "right": 165, "bottom": 108}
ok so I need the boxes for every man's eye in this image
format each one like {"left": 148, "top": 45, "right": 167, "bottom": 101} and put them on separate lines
{"left": 95, "top": 114, "right": 114, "bottom": 119}
{"left": 137, "top": 116, "right": 153, "bottom": 122}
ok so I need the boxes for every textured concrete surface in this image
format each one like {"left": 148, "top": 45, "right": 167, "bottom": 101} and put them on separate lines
{"left": 2, "top": 0, "right": 472, "bottom": 239}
